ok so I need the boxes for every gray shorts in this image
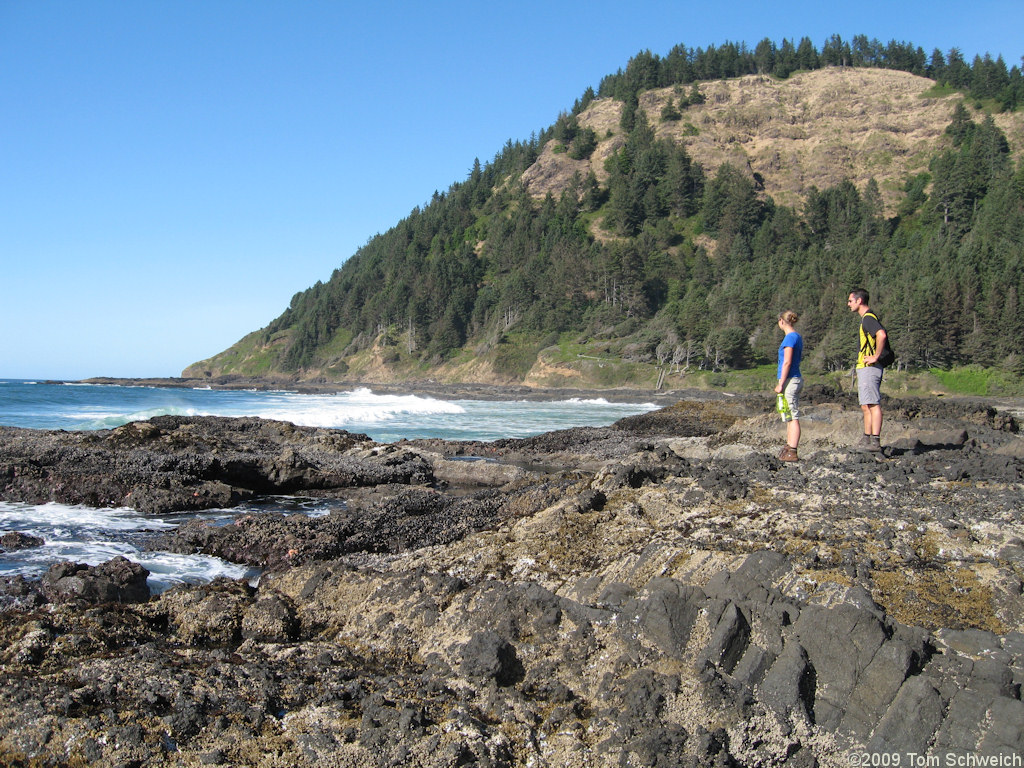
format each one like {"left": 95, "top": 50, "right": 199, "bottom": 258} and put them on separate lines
{"left": 781, "top": 376, "right": 802, "bottom": 421}
{"left": 857, "top": 366, "right": 883, "bottom": 405}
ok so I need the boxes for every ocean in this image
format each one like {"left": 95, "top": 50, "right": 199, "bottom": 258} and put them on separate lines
{"left": 0, "top": 379, "right": 658, "bottom": 592}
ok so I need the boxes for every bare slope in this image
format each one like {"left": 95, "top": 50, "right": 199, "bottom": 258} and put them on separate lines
{"left": 523, "top": 67, "right": 1024, "bottom": 215}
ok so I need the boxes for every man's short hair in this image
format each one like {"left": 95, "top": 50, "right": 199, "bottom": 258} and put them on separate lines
{"left": 849, "top": 288, "right": 869, "bottom": 304}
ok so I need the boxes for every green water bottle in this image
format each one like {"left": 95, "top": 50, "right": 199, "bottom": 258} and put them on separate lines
{"left": 776, "top": 392, "right": 791, "bottom": 420}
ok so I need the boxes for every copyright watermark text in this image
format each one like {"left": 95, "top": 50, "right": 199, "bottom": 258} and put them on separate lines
{"left": 846, "top": 752, "right": 1022, "bottom": 767}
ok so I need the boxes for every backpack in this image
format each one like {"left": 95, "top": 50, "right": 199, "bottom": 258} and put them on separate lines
{"left": 877, "top": 341, "right": 896, "bottom": 368}
{"left": 863, "top": 312, "right": 896, "bottom": 368}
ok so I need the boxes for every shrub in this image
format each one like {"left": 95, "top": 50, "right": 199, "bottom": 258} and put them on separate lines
{"left": 492, "top": 343, "right": 539, "bottom": 379}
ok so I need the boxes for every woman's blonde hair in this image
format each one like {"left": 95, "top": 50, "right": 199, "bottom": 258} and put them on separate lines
{"left": 779, "top": 310, "right": 799, "bottom": 325}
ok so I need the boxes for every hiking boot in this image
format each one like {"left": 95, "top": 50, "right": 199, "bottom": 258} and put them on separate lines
{"left": 866, "top": 435, "right": 882, "bottom": 453}
{"left": 778, "top": 445, "right": 799, "bottom": 462}
{"left": 853, "top": 434, "right": 873, "bottom": 453}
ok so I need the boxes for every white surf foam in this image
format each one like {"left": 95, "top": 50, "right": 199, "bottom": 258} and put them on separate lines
{"left": 0, "top": 501, "right": 177, "bottom": 536}
{"left": 72, "top": 406, "right": 203, "bottom": 430}
{"left": 135, "top": 551, "right": 256, "bottom": 593}
{"left": 242, "top": 387, "right": 466, "bottom": 429}
{"left": 0, "top": 501, "right": 255, "bottom": 593}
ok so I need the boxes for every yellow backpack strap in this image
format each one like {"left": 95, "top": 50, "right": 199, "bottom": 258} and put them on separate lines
{"left": 860, "top": 313, "right": 878, "bottom": 355}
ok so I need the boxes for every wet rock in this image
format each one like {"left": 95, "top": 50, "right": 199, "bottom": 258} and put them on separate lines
{"left": 41, "top": 556, "right": 150, "bottom": 604}
{"left": 155, "top": 482, "right": 529, "bottom": 569}
{"left": 0, "top": 532, "right": 45, "bottom": 551}
{"left": 0, "top": 416, "right": 433, "bottom": 515}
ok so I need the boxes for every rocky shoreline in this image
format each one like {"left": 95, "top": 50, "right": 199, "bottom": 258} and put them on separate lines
{"left": 2, "top": 388, "right": 1023, "bottom": 766}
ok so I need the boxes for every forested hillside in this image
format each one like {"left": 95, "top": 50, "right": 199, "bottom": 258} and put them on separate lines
{"left": 185, "top": 35, "right": 1024, "bottom": 387}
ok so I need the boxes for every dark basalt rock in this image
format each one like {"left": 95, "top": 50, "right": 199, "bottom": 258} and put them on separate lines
{"left": 0, "top": 415, "right": 433, "bottom": 514}
{"left": 0, "top": 393, "right": 1023, "bottom": 766}
{"left": 152, "top": 480, "right": 558, "bottom": 570}
{"left": 758, "top": 641, "right": 815, "bottom": 720}
{"left": 0, "top": 531, "right": 44, "bottom": 551}
{"left": 0, "top": 575, "right": 47, "bottom": 611}
{"left": 613, "top": 397, "right": 758, "bottom": 436}
{"left": 41, "top": 556, "right": 151, "bottom": 604}
{"left": 459, "top": 630, "right": 524, "bottom": 686}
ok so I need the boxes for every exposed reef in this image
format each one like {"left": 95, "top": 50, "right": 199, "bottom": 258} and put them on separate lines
{"left": 0, "top": 415, "right": 432, "bottom": 514}
{"left": 1, "top": 390, "right": 1023, "bottom": 766}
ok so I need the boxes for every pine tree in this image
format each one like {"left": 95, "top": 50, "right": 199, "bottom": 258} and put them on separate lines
{"left": 754, "top": 38, "right": 775, "bottom": 74}
{"left": 660, "top": 97, "right": 682, "bottom": 122}
{"left": 796, "top": 37, "right": 819, "bottom": 70}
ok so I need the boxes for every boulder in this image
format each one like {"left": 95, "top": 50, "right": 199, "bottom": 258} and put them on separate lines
{"left": 41, "top": 556, "right": 150, "bottom": 604}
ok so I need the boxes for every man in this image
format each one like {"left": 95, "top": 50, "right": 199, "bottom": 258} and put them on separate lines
{"left": 847, "top": 288, "right": 887, "bottom": 453}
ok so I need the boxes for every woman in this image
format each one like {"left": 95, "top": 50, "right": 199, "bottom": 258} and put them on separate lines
{"left": 774, "top": 310, "right": 803, "bottom": 462}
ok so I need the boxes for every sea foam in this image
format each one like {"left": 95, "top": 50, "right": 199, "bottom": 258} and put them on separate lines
{"left": 245, "top": 388, "right": 466, "bottom": 429}
{"left": 0, "top": 501, "right": 252, "bottom": 593}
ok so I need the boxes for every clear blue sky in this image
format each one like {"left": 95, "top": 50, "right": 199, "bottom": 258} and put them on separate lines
{"left": 2, "top": 0, "right": 1022, "bottom": 380}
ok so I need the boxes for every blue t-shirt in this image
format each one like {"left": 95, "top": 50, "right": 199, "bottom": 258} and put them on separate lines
{"left": 777, "top": 332, "right": 803, "bottom": 379}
